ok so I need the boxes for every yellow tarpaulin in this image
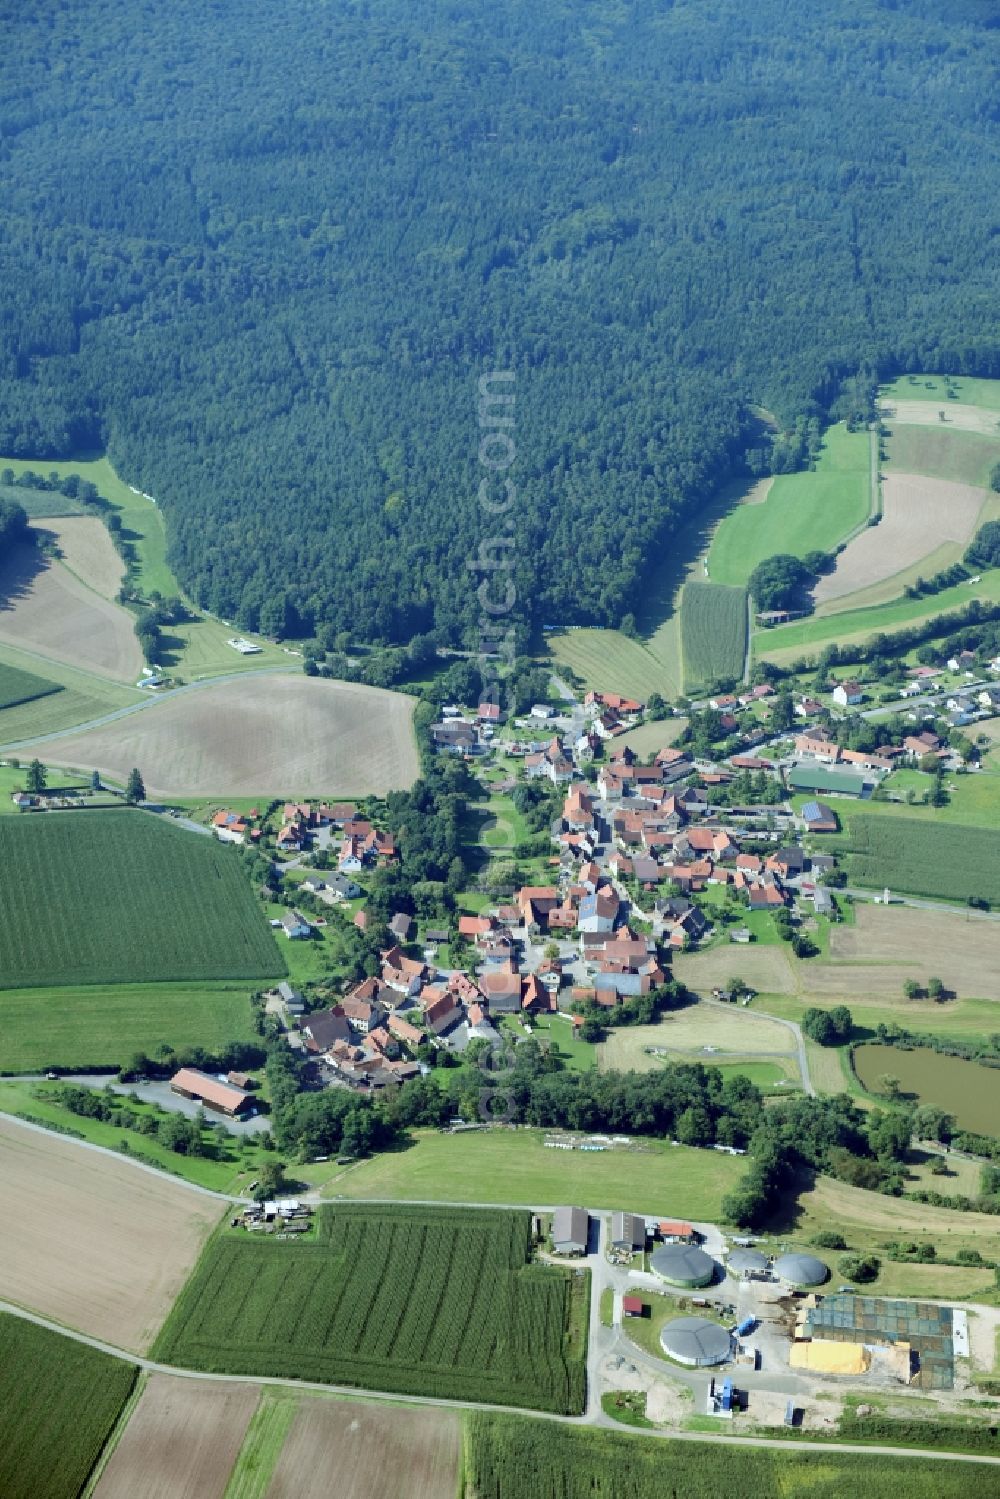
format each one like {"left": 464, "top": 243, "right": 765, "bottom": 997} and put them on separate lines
{"left": 789, "top": 1340, "right": 871, "bottom": 1375}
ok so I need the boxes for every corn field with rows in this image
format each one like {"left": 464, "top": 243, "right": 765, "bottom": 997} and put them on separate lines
{"left": 152, "top": 1205, "right": 587, "bottom": 1413}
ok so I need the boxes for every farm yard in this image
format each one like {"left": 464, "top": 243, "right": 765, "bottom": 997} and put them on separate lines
{"left": 93, "top": 1375, "right": 259, "bottom": 1499}
{"left": 152, "top": 1204, "right": 588, "bottom": 1413}
{"left": 0, "top": 1116, "right": 224, "bottom": 1351}
{"left": 838, "top": 814, "right": 1000, "bottom": 907}
{"left": 0, "top": 811, "right": 283, "bottom": 988}
{"left": 264, "top": 1397, "right": 462, "bottom": 1499}
{"left": 465, "top": 1413, "right": 985, "bottom": 1499}
{"left": 321, "top": 1128, "right": 743, "bottom": 1220}
{"left": 679, "top": 582, "right": 747, "bottom": 688}
{"left": 0, "top": 537, "right": 143, "bottom": 681}
{"left": 40, "top": 672, "right": 420, "bottom": 796}
{"left": 812, "top": 474, "right": 986, "bottom": 607}
{"left": 0, "top": 1314, "right": 137, "bottom": 1499}
{"left": 709, "top": 422, "right": 871, "bottom": 587}
{"left": 0, "top": 981, "right": 259, "bottom": 1072}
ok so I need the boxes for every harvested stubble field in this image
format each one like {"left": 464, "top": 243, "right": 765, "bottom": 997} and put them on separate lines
{"left": 0, "top": 811, "right": 283, "bottom": 987}
{"left": 0, "top": 1117, "right": 224, "bottom": 1351}
{"left": 43, "top": 514, "right": 127, "bottom": 599}
{"left": 885, "top": 398, "right": 1000, "bottom": 436}
{"left": 0, "top": 541, "right": 142, "bottom": 681}
{"left": 813, "top": 474, "right": 985, "bottom": 606}
{"left": 153, "top": 1204, "right": 587, "bottom": 1413}
{"left": 679, "top": 581, "right": 747, "bottom": 688}
{"left": 0, "top": 1313, "right": 137, "bottom": 1499}
{"left": 597, "top": 1003, "right": 795, "bottom": 1073}
{"left": 265, "top": 1398, "right": 462, "bottom": 1499}
{"left": 826, "top": 905, "right": 1000, "bottom": 1002}
{"left": 43, "top": 673, "right": 420, "bottom": 796}
{"left": 882, "top": 420, "right": 1000, "bottom": 489}
{"left": 94, "top": 1374, "right": 259, "bottom": 1499}
{"left": 673, "top": 944, "right": 798, "bottom": 996}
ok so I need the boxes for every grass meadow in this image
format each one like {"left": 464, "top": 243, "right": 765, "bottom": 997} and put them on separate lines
{"left": 680, "top": 581, "right": 747, "bottom": 687}
{"left": 319, "top": 1127, "right": 743, "bottom": 1218}
{"left": 0, "top": 642, "right": 142, "bottom": 744}
{"left": 710, "top": 423, "right": 871, "bottom": 587}
{"left": 0, "top": 981, "right": 258, "bottom": 1072}
{"left": 153, "top": 1205, "right": 588, "bottom": 1413}
{"left": 881, "top": 373, "right": 1000, "bottom": 412}
{"left": 0, "top": 480, "right": 86, "bottom": 518}
{"left": 0, "top": 810, "right": 283, "bottom": 988}
{"left": 0, "top": 1313, "right": 136, "bottom": 1499}
{"left": 0, "top": 661, "right": 62, "bottom": 712}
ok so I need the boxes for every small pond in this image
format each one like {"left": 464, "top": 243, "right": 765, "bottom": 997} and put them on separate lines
{"left": 853, "top": 1044, "right": 1000, "bottom": 1137}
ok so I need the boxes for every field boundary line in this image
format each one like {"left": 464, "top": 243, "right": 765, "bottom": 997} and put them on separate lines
{"left": 0, "top": 1300, "right": 996, "bottom": 1467}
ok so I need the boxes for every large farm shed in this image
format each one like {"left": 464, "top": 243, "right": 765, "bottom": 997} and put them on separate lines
{"left": 551, "top": 1206, "right": 590, "bottom": 1256}
{"left": 660, "top": 1316, "right": 731, "bottom": 1367}
{"left": 805, "top": 1294, "right": 956, "bottom": 1390}
{"left": 786, "top": 766, "right": 871, "bottom": 798}
{"left": 610, "top": 1211, "right": 646, "bottom": 1252}
{"left": 773, "top": 1251, "right": 829, "bottom": 1289}
{"left": 649, "top": 1243, "right": 717, "bottom": 1288}
{"left": 170, "top": 1067, "right": 251, "bottom": 1118}
{"left": 726, "top": 1248, "right": 769, "bottom": 1279}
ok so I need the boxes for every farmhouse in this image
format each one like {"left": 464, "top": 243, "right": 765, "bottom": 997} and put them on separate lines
{"left": 170, "top": 1067, "right": 252, "bottom": 1118}
{"left": 280, "top": 908, "right": 311, "bottom": 939}
{"left": 832, "top": 680, "right": 864, "bottom": 707}
{"left": 794, "top": 731, "right": 840, "bottom": 762}
{"left": 552, "top": 1205, "right": 590, "bottom": 1256}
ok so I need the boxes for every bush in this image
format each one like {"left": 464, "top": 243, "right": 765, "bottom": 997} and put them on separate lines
{"left": 811, "top": 1231, "right": 847, "bottom": 1250}
{"left": 839, "top": 1253, "right": 880, "bottom": 1284}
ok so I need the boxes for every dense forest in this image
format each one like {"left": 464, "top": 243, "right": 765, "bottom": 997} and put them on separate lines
{"left": 2, "top": 1, "right": 999, "bottom": 643}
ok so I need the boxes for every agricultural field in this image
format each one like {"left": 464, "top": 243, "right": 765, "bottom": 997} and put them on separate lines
{"left": 41, "top": 673, "right": 420, "bottom": 796}
{"left": 838, "top": 814, "right": 1000, "bottom": 906}
{"left": 0, "top": 537, "right": 143, "bottom": 681}
{"left": 613, "top": 716, "right": 688, "bottom": 756}
{"left": 0, "top": 981, "right": 258, "bottom": 1073}
{"left": 881, "top": 374, "right": 1000, "bottom": 412}
{"left": 263, "top": 1396, "right": 462, "bottom": 1499}
{"left": 94, "top": 1375, "right": 259, "bottom": 1499}
{"left": 0, "top": 1313, "right": 137, "bottom": 1499}
{"left": 841, "top": 765, "right": 1000, "bottom": 833}
{"left": 465, "top": 1413, "right": 988, "bottom": 1499}
{"left": 547, "top": 627, "right": 674, "bottom": 702}
{"left": 0, "top": 1116, "right": 224, "bottom": 1351}
{"left": 42, "top": 515, "right": 127, "bottom": 600}
{"left": 0, "top": 453, "right": 179, "bottom": 598}
{"left": 825, "top": 904, "right": 1000, "bottom": 1003}
{"left": 0, "top": 642, "right": 141, "bottom": 744}
{"left": 679, "top": 582, "right": 747, "bottom": 688}
{"left": 0, "top": 660, "right": 61, "bottom": 712}
{"left": 883, "top": 399, "right": 1000, "bottom": 437}
{"left": 319, "top": 1128, "right": 743, "bottom": 1220}
{"left": 596, "top": 1003, "right": 797, "bottom": 1073}
{"left": 754, "top": 567, "right": 1000, "bottom": 665}
{"left": 709, "top": 423, "right": 871, "bottom": 587}
{"left": 813, "top": 474, "right": 985, "bottom": 607}
{"left": 0, "top": 811, "right": 283, "bottom": 988}
{"left": 152, "top": 1204, "right": 588, "bottom": 1413}
{"left": 882, "top": 420, "right": 1000, "bottom": 489}
{"left": 0, "top": 480, "right": 86, "bottom": 518}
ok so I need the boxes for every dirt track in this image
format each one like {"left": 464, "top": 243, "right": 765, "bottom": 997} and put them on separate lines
{"left": 0, "top": 542, "right": 142, "bottom": 681}
{"left": 814, "top": 473, "right": 984, "bottom": 604}
{"left": 266, "top": 1399, "right": 461, "bottom": 1499}
{"left": 94, "top": 1376, "right": 259, "bottom": 1499}
{"left": 0, "top": 1117, "right": 223, "bottom": 1353}
{"left": 40, "top": 673, "right": 420, "bottom": 796}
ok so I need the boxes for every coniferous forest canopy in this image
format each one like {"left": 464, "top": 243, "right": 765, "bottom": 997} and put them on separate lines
{"left": 2, "top": 1, "right": 1000, "bottom": 645}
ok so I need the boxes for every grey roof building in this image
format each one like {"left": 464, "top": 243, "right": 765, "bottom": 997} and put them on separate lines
{"left": 552, "top": 1206, "right": 590, "bottom": 1256}
{"left": 773, "top": 1251, "right": 829, "bottom": 1288}
{"left": 650, "top": 1243, "right": 718, "bottom": 1288}
{"left": 610, "top": 1211, "right": 646, "bottom": 1252}
{"left": 660, "top": 1317, "right": 732, "bottom": 1367}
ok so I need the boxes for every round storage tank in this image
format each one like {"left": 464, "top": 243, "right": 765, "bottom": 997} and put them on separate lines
{"left": 773, "top": 1251, "right": 828, "bottom": 1288}
{"left": 649, "top": 1243, "right": 717, "bottom": 1288}
{"left": 726, "top": 1248, "right": 768, "bottom": 1278}
{"left": 659, "top": 1316, "right": 732, "bottom": 1367}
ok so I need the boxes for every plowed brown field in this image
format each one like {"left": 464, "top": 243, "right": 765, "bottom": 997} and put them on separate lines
{"left": 265, "top": 1400, "right": 462, "bottom": 1499}
{"left": 0, "top": 542, "right": 141, "bottom": 681}
{"left": 94, "top": 1376, "right": 259, "bottom": 1499}
{"left": 42, "top": 673, "right": 419, "bottom": 796}
{"left": 814, "top": 474, "right": 984, "bottom": 605}
{"left": 0, "top": 1118, "right": 223, "bottom": 1352}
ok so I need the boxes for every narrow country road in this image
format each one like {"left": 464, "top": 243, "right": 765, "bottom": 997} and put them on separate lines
{"left": 701, "top": 997, "right": 816, "bottom": 1098}
{"left": 0, "top": 1298, "right": 994, "bottom": 1467}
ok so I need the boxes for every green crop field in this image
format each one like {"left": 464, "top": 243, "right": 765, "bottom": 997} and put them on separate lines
{"left": 0, "top": 481, "right": 85, "bottom": 519}
{"left": 710, "top": 423, "right": 871, "bottom": 587}
{"left": 0, "top": 643, "right": 141, "bottom": 744}
{"left": 0, "top": 811, "right": 283, "bottom": 988}
{"left": 0, "top": 1313, "right": 136, "bottom": 1499}
{"left": 0, "top": 662, "right": 62, "bottom": 713}
{"left": 317, "top": 1127, "right": 742, "bottom": 1217}
{"left": 680, "top": 582, "right": 747, "bottom": 688}
{"left": 839, "top": 814, "right": 1000, "bottom": 906}
{"left": 0, "top": 981, "right": 258, "bottom": 1072}
{"left": 547, "top": 627, "right": 674, "bottom": 701}
{"left": 466, "top": 1413, "right": 990, "bottom": 1498}
{"left": 153, "top": 1205, "right": 588, "bottom": 1413}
